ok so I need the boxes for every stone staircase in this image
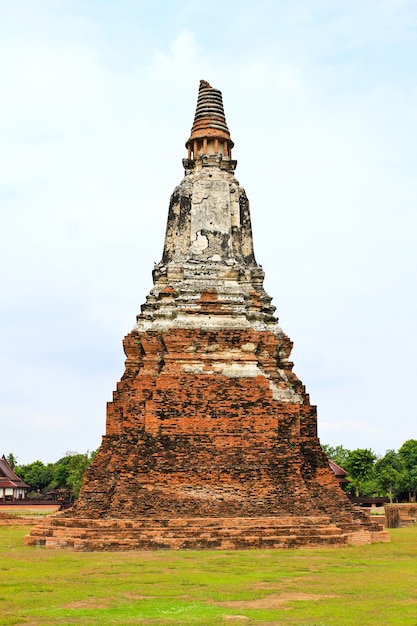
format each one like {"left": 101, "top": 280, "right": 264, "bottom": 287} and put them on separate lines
{"left": 24, "top": 514, "right": 389, "bottom": 551}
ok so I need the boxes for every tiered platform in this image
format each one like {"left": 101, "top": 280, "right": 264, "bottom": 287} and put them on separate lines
{"left": 25, "top": 514, "right": 389, "bottom": 551}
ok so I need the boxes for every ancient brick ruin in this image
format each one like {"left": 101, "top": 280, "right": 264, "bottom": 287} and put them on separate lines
{"left": 26, "top": 81, "right": 389, "bottom": 550}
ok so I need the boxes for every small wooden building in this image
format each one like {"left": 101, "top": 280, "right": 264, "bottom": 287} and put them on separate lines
{"left": 0, "top": 455, "right": 29, "bottom": 501}
{"left": 329, "top": 459, "right": 349, "bottom": 491}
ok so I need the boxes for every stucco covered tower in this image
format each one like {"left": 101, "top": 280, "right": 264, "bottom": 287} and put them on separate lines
{"left": 26, "top": 81, "right": 388, "bottom": 550}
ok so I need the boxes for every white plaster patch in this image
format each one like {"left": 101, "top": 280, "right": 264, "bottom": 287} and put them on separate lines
{"left": 205, "top": 343, "right": 220, "bottom": 352}
{"left": 277, "top": 368, "right": 289, "bottom": 382}
{"left": 212, "top": 362, "right": 261, "bottom": 378}
{"left": 190, "top": 179, "right": 231, "bottom": 240}
{"left": 182, "top": 364, "right": 206, "bottom": 374}
{"left": 190, "top": 231, "right": 209, "bottom": 254}
{"left": 241, "top": 342, "right": 256, "bottom": 352}
{"left": 269, "top": 380, "right": 302, "bottom": 404}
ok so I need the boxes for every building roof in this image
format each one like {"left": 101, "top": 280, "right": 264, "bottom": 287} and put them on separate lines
{"left": 0, "top": 455, "right": 30, "bottom": 489}
{"left": 329, "top": 459, "right": 347, "bottom": 478}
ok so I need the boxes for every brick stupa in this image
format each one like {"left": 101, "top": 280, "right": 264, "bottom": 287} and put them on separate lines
{"left": 26, "top": 81, "right": 389, "bottom": 550}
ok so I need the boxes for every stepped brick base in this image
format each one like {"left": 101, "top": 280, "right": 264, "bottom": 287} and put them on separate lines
{"left": 1, "top": 512, "right": 37, "bottom": 526}
{"left": 25, "top": 514, "right": 389, "bottom": 551}
{"left": 25, "top": 324, "right": 391, "bottom": 551}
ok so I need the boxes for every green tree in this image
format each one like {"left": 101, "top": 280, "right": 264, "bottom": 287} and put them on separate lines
{"left": 344, "top": 448, "right": 377, "bottom": 497}
{"left": 374, "top": 450, "right": 405, "bottom": 503}
{"left": 398, "top": 439, "right": 417, "bottom": 501}
{"left": 53, "top": 451, "right": 96, "bottom": 497}
{"left": 14, "top": 451, "right": 96, "bottom": 498}
{"left": 15, "top": 460, "right": 54, "bottom": 494}
{"left": 322, "top": 444, "right": 351, "bottom": 468}
{"left": 5, "top": 452, "right": 17, "bottom": 469}
{"left": 407, "top": 468, "right": 417, "bottom": 502}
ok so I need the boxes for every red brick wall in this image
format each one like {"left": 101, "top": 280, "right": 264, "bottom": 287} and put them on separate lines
{"left": 74, "top": 327, "right": 352, "bottom": 522}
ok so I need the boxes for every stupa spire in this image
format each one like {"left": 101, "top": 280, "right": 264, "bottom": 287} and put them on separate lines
{"left": 186, "top": 80, "right": 234, "bottom": 161}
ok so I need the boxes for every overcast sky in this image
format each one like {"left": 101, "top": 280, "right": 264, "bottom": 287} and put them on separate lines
{"left": 1, "top": 0, "right": 416, "bottom": 464}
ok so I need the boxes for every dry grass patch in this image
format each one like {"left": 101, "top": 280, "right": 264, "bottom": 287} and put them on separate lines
{"left": 213, "top": 592, "right": 337, "bottom": 609}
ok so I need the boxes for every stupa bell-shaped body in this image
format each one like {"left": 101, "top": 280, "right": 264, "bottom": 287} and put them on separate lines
{"left": 25, "top": 82, "right": 389, "bottom": 551}
{"left": 140, "top": 80, "right": 275, "bottom": 333}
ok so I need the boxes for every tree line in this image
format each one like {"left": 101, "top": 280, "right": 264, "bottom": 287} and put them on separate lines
{"left": 6, "top": 438, "right": 417, "bottom": 503}
{"left": 322, "top": 439, "right": 417, "bottom": 503}
{"left": 5, "top": 451, "right": 96, "bottom": 499}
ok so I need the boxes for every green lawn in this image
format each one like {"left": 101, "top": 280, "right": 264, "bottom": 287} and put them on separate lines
{"left": 0, "top": 524, "right": 416, "bottom": 625}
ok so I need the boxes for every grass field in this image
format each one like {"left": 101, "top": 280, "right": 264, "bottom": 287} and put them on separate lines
{"left": 0, "top": 523, "right": 416, "bottom": 625}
